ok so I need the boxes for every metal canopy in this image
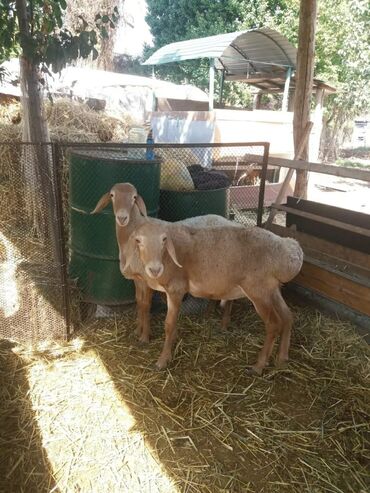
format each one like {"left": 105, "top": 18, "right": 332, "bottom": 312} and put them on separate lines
{"left": 142, "top": 28, "right": 335, "bottom": 110}
{"left": 143, "top": 28, "right": 297, "bottom": 76}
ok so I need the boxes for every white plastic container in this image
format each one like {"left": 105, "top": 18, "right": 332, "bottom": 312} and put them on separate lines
{"left": 127, "top": 127, "right": 147, "bottom": 159}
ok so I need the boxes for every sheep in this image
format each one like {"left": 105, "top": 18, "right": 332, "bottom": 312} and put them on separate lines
{"left": 122, "top": 221, "right": 303, "bottom": 374}
{"left": 91, "top": 183, "right": 242, "bottom": 343}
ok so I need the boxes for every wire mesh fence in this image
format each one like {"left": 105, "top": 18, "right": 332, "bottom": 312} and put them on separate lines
{"left": 0, "top": 141, "right": 270, "bottom": 342}
{"left": 0, "top": 142, "right": 68, "bottom": 343}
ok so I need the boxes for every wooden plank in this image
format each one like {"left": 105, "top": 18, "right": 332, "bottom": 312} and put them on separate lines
{"left": 305, "top": 255, "right": 370, "bottom": 288}
{"left": 225, "top": 75, "right": 286, "bottom": 83}
{"left": 267, "top": 223, "right": 370, "bottom": 270}
{"left": 294, "top": 262, "right": 370, "bottom": 317}
{"left": 273, "top": 204, "right": 370, "bottom": 238}
{"left": 221, "top": 152, "right": 370, "bottom": 182}
{"left": 267, "top": 155, "right": 370, "bottom": 182}
{"left": 285, "top": 196, "right": 370, "bottom": 254}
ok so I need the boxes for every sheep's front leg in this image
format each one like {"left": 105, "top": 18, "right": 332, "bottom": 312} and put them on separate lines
{"left": 134, "top": 281, "right": 153, "bottom": 343}
{"left": 156, "top": 291, "right": 183, "bottom": 370}
{"left": 134, "top": 280, "right": 144, "bottom": 337}
{"left": 139, "top": 284, "right": 153, "bottom": 344}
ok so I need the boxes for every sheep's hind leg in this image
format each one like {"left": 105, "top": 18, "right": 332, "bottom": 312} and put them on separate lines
{"left": 272, "top": 289, "right": 293, "bottom": 368}
{"left": 221, "top": 300, "right": 233, "bottom": 330}
{"left": 203, "top": 299, "right": 217, "bottom": 319}
{"left": 241, "top": 285, "right": 283, "bottom": 375}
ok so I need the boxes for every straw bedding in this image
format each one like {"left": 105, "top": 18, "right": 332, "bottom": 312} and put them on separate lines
{"left": 1, "top": 298, "right": 369, "bottom": 492}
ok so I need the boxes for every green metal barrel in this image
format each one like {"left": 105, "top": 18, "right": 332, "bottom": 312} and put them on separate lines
{"left": 159, "top": 188, "right": 229, "bottom": 222}
{"left": 68, "top": 149, "right": 161, "bottom": 305}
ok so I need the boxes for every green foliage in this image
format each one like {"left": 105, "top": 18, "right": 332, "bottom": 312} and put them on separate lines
{"left": 145, "top": 0, "right": 251, "bottom": 105}
{"left": 145, "top": 0, "right": 293, "bottom": 107}
{"left": 336, "top": 158, "right": 370, "bottom": 169}
{"left": 0, "top": 1, "right": 119, "bottom": 73}
{"left": 113, "top": 54, "right": 151, "bottom": 77}
{"left": 266, "top": 0, "right": 370, "bottom": 157}
{"left": 145, "top": 0, "right": 370, "bottom": 155}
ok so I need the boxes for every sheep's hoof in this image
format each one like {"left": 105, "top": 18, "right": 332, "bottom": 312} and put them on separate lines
{"left": 275, "top": 358, "right": 289, "bottom": 369}
{"left": 154, "top": 359, "right": 169, "bottom": 371}
{"left": 138, "top": 336, "right": 150, "bottom": 345}
{"left": 246, "top": 366, "right": 263, "bottom": 376}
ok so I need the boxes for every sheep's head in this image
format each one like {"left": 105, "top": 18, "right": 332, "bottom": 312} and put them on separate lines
{"left": 91, "top": 183, "right": 147, "bottom": 227}
{"left": 124, "top": 223, "right": 182, "bottom": 279}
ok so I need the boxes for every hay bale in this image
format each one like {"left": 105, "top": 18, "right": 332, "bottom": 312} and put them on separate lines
{"left": 45, "top": 98, "right": 132, "bottom": 142}
{"left": 0, "top": 98, "right": 134, "bottom": 232}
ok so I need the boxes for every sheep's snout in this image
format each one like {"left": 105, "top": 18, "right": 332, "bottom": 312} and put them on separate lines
{"left": 115, "top": 209, "right": 129, "bottom": 227}
{"left": 145, "top": 262, "right": 164, "bottom": 279}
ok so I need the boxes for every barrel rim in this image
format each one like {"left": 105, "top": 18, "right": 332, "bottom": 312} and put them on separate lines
{"left": 160, "top": 187, "right": 229, "bottom": 194}
{"left": 68, "top": 148, "right": 161, "bottom": 165}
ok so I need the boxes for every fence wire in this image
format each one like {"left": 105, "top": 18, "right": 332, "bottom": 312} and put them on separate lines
{"left": 0, "top": 143, "right": 68, "bottom": 343}
{"left": 0, "top": 141, "right": 270, "bottom": 341}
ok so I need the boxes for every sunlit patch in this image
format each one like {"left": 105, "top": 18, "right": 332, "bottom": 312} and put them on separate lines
{"left": 13, "top": 338, "right": 86, "bottom": 360}
{"left": 0, "top": 231, "right": 20, "bottom": 318}
{"left": 26, "top": 349, "right": 177, "bottom": 492}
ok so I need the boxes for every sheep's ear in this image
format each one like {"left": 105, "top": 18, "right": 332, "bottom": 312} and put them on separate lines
{"left": 123, "top": 235, "right": 138, "bottom": 271}
{"left": 135, "top": 194, "right": 147, "bottom": 217}
{"left": 165, "top": 235, "right": 182, "bottom": 268}
{"left": 91, "top": 192, "right": 111, "bottom": 214}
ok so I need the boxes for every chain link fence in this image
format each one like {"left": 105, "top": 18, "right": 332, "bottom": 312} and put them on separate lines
{"left": 0, "top": 141, "right": 270, "bottom": 342}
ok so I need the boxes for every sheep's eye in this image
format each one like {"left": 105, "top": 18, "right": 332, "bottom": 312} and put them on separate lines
{"left": 162, "top": 236, "right": 167, "bottom": 243}
{"left": 133, "top": 195, "right": 137, "bottom": 200}
{"left": 110, "top": 193, "right": 114, "bottom": 198}
{"left": 135, "top": 238, "right": 141, "bottom": 244}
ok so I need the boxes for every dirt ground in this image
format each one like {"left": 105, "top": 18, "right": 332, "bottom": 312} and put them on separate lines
{"left": 307, "top": 152, "right": 370, "bottom": 214}
{"left": 307, "top": 172, "right": 370, "bottom": 214}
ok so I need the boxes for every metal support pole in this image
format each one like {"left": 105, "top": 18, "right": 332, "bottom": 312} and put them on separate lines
{"left": 209, "top": 58, "right": 215, "bottom": 111}
{"left": 282, "top": 66, "right": 292, "bottom": 111}
{"left": 151, "top": 66, "right": 156, "bottom": 111}
{"left": 219, "top": 69, "right": 225, "bottom": 105}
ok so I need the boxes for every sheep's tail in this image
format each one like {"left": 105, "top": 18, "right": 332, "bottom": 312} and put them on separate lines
{"left": 277, "top": 237, "right": 304, "bottom": 283}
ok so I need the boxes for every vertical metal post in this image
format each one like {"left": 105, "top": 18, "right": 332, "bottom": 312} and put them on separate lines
{"left": 151, "top": 65, "right": 156, "bottom": 112}
{"left": 219, "top": 69, "right": 225, "bottom": 105}
{"left": 209, "top": 58, "right": 215, "bottom": 111}
{"left": 282, "top": 66, "right": 292, "bottom": 111}
{"left": 257, "top": 143, "right": 270, "bottom": 227}
{"left": 51, "top": 142, "right": 72, "bottom": 339}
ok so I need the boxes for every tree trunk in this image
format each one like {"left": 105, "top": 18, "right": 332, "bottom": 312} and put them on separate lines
{"left": 293, "top": 0, "right": 317, "bottom": 198}
{"left": 16, "top": 0, "right": 60, "bottom": 265}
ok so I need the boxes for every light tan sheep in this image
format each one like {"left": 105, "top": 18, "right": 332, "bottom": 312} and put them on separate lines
{"left": 123, "top": 221, "right": 304, "bottom": 374}
{"left": 92, "top": 183, "right": 241, "bottom": 343}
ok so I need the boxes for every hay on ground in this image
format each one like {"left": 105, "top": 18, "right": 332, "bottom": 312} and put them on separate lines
{"left": 1, "top": 300, "right": 369, "bottom": 492}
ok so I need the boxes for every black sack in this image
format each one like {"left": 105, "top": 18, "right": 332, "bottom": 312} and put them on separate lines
{"left": 187, "top": 165, "right": 231, "bottom": 190}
